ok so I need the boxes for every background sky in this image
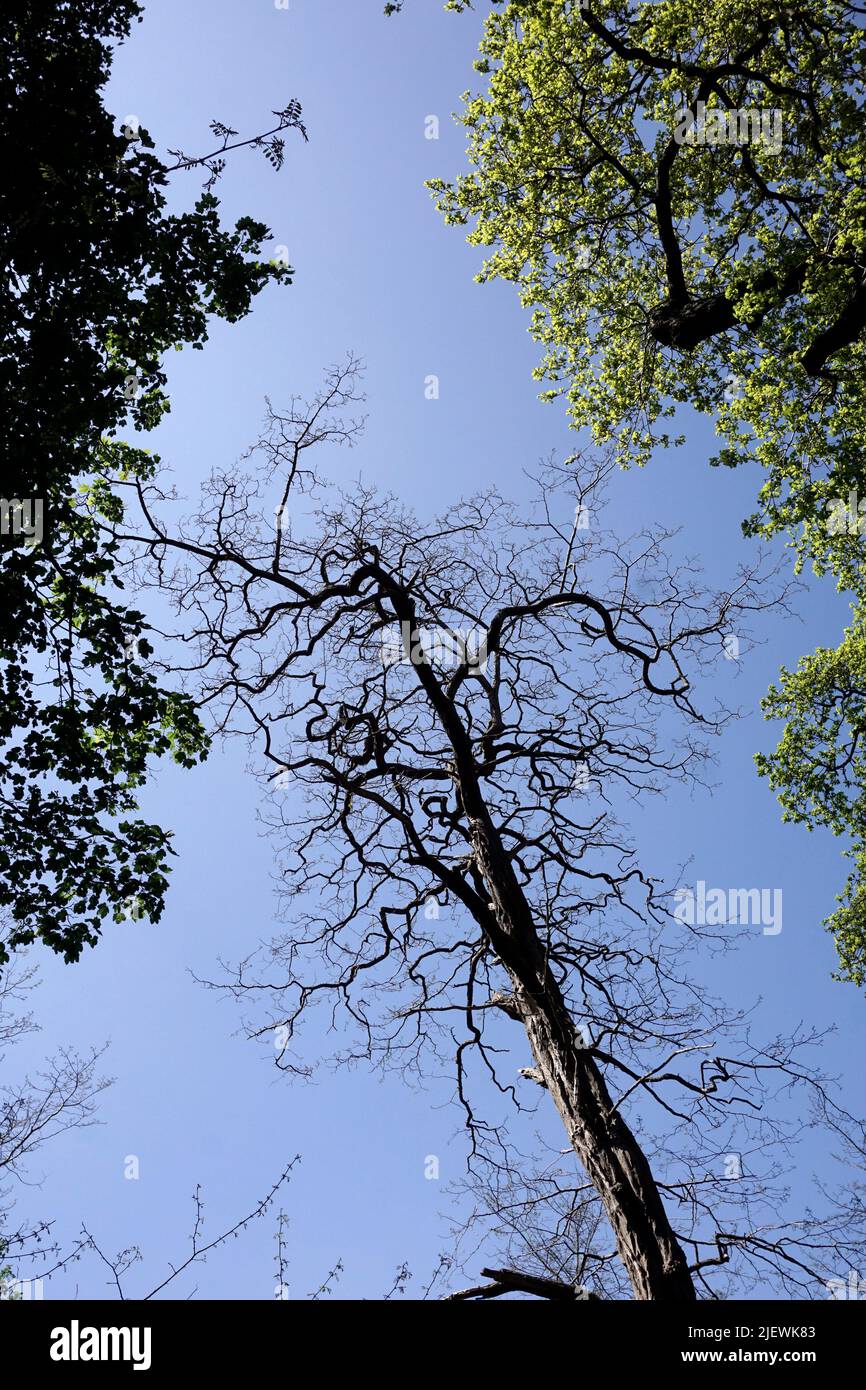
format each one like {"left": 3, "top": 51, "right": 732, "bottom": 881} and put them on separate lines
{"left": 7, "top": 0, "right": 864, "bottom": 1300}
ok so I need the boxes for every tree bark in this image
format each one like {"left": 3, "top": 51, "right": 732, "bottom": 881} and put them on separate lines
{"left": 469, "top": 810, "right": 697, "bottom": 1302}
{"left": 394, "top": 591, "right": 698, "bottom": 1300}
{"left": 649, "top": 259, "right": 809, "bottom": 355}
{"left": 445, "top": 1267, "right": 599, "bottom": 1301}
{"left": 514, "top": 977, "right": 696, "bottom": 1300}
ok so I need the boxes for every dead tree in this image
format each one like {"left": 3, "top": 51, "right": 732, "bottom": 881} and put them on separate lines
{"left": 0, "top": 925, "right": 303, "bottom": 1301}
{"left": 0, "top": 925, "right": 110, "bottom": 1281}
{"left": 117, "top": 357, "right": 862, "bottom": 1300}
{"left": 0, "top": 931, "right": 109, "bottom": 1205}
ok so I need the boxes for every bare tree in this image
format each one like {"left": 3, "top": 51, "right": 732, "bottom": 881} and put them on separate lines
{"left": 116, "top": 357, "right": 864, "bottom": 1300}
{"left": 0, "top": 928, "right": 301, "bottom": 1300}
{"left": 443, "top": 1140, "right": 630, "bottom": 1301}
{"left": 0, "top": 930, "right": 109, "bottom": 1281}
{"left": 441, "top": 1098, "right": 866, "bottom": 1301}
{"left": 24, "top": 1159, "right": 301, "bottom": 1301}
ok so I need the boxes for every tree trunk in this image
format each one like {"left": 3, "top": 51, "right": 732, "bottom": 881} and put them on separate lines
{"left": 514, "top": 975, "right": 696, "bottom": 1300}
{"left": 400, "top": 600, "right": 697, "bottom": 1300}
{"left": 469, "top": 811, "right": 697, "bottom": 1301}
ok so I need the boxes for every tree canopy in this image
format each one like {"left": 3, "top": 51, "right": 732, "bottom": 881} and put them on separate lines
{"left": 0, "top": 0, "right": 304, "bottom": 962}
{"left": 430, "top": 0, "right": 866, "bottom": 985}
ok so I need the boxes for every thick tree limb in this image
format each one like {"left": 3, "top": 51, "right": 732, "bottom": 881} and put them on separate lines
{"left": 649, "top": 260, "right": 810, "bottom": 353}
{"left": 444, "top": 1266, "right": 599, "bottom": 1302}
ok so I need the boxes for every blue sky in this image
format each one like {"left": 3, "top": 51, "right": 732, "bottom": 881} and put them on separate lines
{"left": 7, "top": 0, "right": 864, "bottom": 1300}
